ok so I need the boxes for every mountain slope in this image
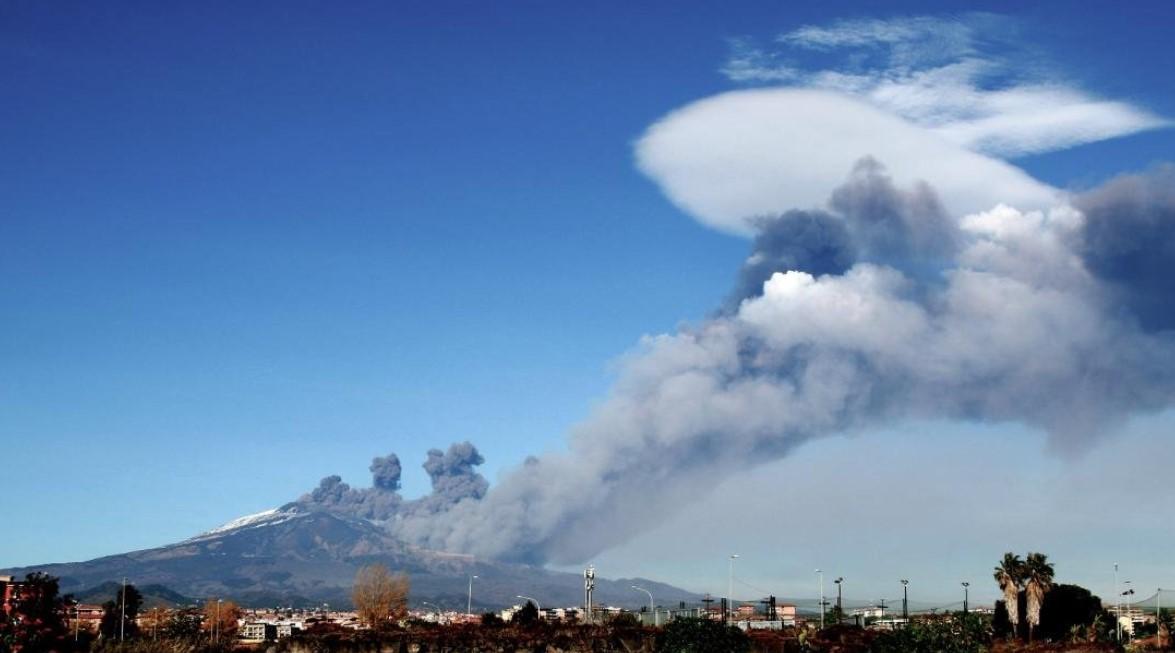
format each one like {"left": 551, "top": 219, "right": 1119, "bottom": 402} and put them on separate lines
{"left": 2, "top": 507, "right": 699, "bottom": 610}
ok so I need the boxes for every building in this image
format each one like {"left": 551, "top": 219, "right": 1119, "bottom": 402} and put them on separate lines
{"left": 1, "top": 576, "right": 23, "bottom": 615}
{"left": 70, "top": 604, "right": 105, "bottom": 634}
{"left": 240, "top": 622, "right": 278, "bottom": 642}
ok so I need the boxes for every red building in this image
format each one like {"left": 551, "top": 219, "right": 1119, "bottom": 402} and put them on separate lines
{"left": 1, "top": 575, "right": 24, "bottom": 615}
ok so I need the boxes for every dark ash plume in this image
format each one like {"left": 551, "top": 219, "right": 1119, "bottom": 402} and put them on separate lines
{"left": 725, "top": 159, "right": 956, "bottom": 311}
{"left": 1077, "top": 164, "right": 1175, "bottom": 331}
{"left": 295, "top": 442, "right": 486, "bottom": 523}
{"left": 370, "top": 453, "right": 402, "bottom": 491}
{"left": 388, "top": 159, "right": 1175, "bottom": 565}
{"left": 829, "top": 157, "right": 957, "bottom": 266}
{"left": 725, "top": 210, "right": 854, "bottom": 310}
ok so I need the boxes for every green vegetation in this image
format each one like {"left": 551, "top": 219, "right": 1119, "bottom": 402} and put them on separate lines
{"left": 99, "top": 585, "right": 143, "bottom": 641}
{"left": 656, "top": 617, "right": 750, "bottom": 653}
{"left": 873, "top": 613, "right": 990, "bottom": 653}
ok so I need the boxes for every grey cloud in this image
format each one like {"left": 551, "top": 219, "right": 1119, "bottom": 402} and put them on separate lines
{"left": 1077, "top": 165, "right": 1175, "bottom": 331}
{"left": 370, "top": 453, "right": 402, "bottom": 491}
{"left": 829, "top": 157, "right": 957, "bottom": 267}
{"left": 295, "top": 443, "right": 486, "bottom": 523}
{"left": 724, "top": 210, "right": 855, "bottom": 310}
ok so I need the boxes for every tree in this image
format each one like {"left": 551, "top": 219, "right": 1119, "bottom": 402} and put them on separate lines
{"left": 163, "top": 608, "right": 203, "bottom": 639}
{"left": 657, "top": 617, "right": 750, "bottom": 653}
{"left": 993, "top": 553, "right": 1025, "bottom": 638}
{"left": 351, "top": 564, "right": 409, "bottom": 628}
{"left": 1157, "top": 608, "right": 1173, "bottom": 649}
{"left": 825, "top": 604, "right": 846, "bottom": 627}
{"left": 201, "top": 599, "right": 241, "bottom": 644}
{"left": 480, "top": 612, "right": 504, "bottom": 627}
{"left": 1024, "top": 552, "right": 1055, "bottom": 641}
{"left": 0, "top": 573, "right": 68, "bottom": 653}
{"left": 1035, "top": 583, "right": 1108, "bottom": 642}
{"left": 513, "top": 601, "right": 539, "bottom": 627}
{"left": 98, "top": 583, "right": 142, "bottom": 640}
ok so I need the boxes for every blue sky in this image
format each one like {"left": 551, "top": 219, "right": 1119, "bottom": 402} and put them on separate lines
{"left": 4, "top": 1, "right": 1175, "bottom": 602}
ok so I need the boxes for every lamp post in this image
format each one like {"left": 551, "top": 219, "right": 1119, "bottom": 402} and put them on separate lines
{"left": 901, "top": 580, "right": 909, "bottom": 622}
{"left": 962, "top": 583, "right": 970, "bottom": 614}
{"left": 816, "top": 569, "right": 825, "bottom": 629}
{"left": 1115, "top": 563, "right": 1120, "bottom": 642}
{"left": 215, "top": 598, "right": 222, "bottom": 645}
{"left": 74, "top": 602, "right": 81, "bottom": 642}
{"left": 631, "top": 586, "right": 654, "bottom": 615}
{"left": 834, "top": 577, "right": 844, "bottom": 621}
{"left": 467, "top": 575, "right": 479, "bottom": 616}
{"left": 728, "top": 554, "right": 739, "bottom": 625}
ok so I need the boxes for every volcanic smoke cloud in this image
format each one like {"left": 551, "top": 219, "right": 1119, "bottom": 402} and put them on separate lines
{"left": 295, "top": 442, "right": 489, "bottom": 522}
{"left": 299, "top": 154, "right": 1175, "bottom": 566}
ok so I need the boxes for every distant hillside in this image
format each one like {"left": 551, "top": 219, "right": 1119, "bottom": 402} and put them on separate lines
{"left": 70, "top": 582, "right": 196, "bottom": 609}
{"left": 2, "top": 507, "right": 699, "bottom": 610}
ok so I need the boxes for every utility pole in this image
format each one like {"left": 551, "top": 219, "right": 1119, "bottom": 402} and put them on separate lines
{"left": 901, "top": 580, "right": 909, "bottom": 623}
{"left": 816, "top": 569, "right": 825, "bottom": 629}
{"left": 74, "top": 602, "right": 80, "bottom": 642}
{"left": 835, "top": 577, "right": 844, "bottom": 620}
{"left": 119, "top": 578, "right": 127, "bottom": 642}
{"left": 962, "top": 582, "right": 970, "bottom": 614}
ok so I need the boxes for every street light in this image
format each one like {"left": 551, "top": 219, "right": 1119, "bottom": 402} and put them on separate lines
{"left": 961, "top": 583, "right": 970, "bottom": 614}
{"left": 1115, "top": 563, "right": 1121, "bottom": 642}
{"left": 816, "top": 569, "right": 825, "bottom": 629}
{"left": 834, "top": 577, "right": 844, "bottom": 620}
{"left": 516, "top": 595, "right": 541, "bottom": 616}
{"left": 467, "top": 575, "right": 479, "bottom": 616}
{"left": 631, "top": 586, "right": 654, "bottom": 618}
{"left": 728, "top": 555, "right": 739, "bottom": 625}
{"left": 900, "top": 580, "right": 909, "bottom": 622}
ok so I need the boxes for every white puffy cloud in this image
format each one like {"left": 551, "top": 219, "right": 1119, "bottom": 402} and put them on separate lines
{"left": 634, "top": 88, "right": 1058, "bottom": 235}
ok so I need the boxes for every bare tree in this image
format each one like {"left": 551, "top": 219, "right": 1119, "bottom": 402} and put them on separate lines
{"left": 201, "top": 598, "right": 241, "bottom": 643}
{"left": 352, "top": 564, "right": 409, "bottom": 628}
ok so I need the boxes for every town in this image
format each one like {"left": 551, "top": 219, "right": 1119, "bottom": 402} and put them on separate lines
{"left": 2, "top": 552, "right": 1171, "bottom": 653}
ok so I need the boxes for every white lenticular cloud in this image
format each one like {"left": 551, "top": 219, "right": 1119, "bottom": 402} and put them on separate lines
{"left": 634, "top": 88, "right": 1057, "bottom": 235}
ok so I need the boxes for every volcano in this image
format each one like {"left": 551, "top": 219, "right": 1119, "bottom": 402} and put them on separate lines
{"left": 2, "top": 505, "right": 700, "bottom": 610}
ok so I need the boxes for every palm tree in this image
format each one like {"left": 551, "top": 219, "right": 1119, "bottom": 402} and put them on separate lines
{"left": 1024, "top": 552, "right": 1055, "bottom": 641}
{"left": 994, "top": 553, "right": 1025, "bottom": 637}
